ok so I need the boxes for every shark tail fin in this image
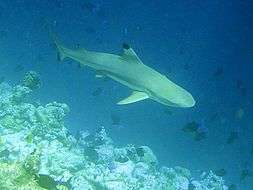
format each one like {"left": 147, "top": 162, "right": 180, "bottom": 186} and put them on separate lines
{"left": 56, "top": 44, "right": 67, "bottom": 61}
{"left": 48, "top": 29, "right": 68, "bottom": 61}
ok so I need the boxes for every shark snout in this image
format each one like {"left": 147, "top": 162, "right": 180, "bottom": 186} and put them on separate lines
{"left": 179, "top": 93, "right": 195, "bottom": 108}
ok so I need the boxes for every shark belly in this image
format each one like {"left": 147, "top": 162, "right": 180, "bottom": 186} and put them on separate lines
{"left": 106, "top": 72, "right": 143, "bottom": 91}
{"left": 102, "top": 65, "right": 146, "bottom": 92}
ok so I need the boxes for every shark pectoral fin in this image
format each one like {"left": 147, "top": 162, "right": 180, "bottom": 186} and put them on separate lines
{"left": 117, "top": 91, "right": 149, "bottom": 105}
{"left": 121, "top": 43, "right": 143, "bottom": 64}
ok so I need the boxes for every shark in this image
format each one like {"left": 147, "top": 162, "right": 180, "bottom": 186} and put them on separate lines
{"left": 53, "top": 35, "right": 195, "bottom": 108}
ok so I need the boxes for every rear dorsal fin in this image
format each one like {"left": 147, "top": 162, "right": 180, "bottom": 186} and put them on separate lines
{"left": 76, "top": 48, "right": 88, "bottom": 53}
{"left": 121, "top": 43, "right": 143, "bottom": 64}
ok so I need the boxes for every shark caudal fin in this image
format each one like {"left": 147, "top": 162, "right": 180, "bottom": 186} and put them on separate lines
{"left": 48, "top": 30, "right": 68, "bottom": 61}
{"left": 56, "top": 44, "right": 67, "bottom": 61}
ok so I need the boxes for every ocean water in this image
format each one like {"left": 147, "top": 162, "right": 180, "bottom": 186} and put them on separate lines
{"left": 0, "top": 0, "right": 252, "bottom": 189}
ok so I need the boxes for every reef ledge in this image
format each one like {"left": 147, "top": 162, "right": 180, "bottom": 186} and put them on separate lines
{"left": 0, "top": 75, "right": 227, "bottom": 190}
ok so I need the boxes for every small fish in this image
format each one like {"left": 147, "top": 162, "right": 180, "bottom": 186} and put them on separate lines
{"left": 13, "top": 64, "right": 24, "bottom": 72}
{"left": 75, "top": 43, "right": 81, "bottom": 49}
{"left": 228, "top": 184, "right": 236, "bottom": 190}
{"left": 136, "top": 25, "right": 142, "bottom": 31}
{"left": 182, "top": 121, "right": 198, "bottom": 133}
{"left": 183, "top": 63, "right": 191, "bottom": 70}
{"left": 0, "top": 76, "right": 5, "bottom": 84}
{"left": 54, "top": 0, "right": 64, "bottom": 9}
{"left": 209, "top": 112, "right": 219, "bottom": 122}
{"left": 194, "top": 122, "right": 208, "bottom": 141}
{"left": 239, "top": 87, "right": 247, "bottom": 96}
{"left": 96, "top": 7, "right": 106, "bottom": 18}
{"left": 183, "top": 120, "right": 207, "bottom": 141}
{"left": 111, "top": 113, "right": 121, "bottom": 125}
{"left": 214, "top": 168, "right": 227, "bottom": 177}
{"left": 95, "top": 37, "right": 103, "bottom": 44}
{"left": 226, "top": 131, "right": 239, "bottom": 144}
{"left": 92, "top": 87, "right": 103, "bottom": 96}
{"left": 178, "top": 46, "right": 185, "bottom": 55}
{"left": 188, "top": 183, "right": 195, "bottom": 190}
{"left": 197, "top": 119, "right": 208, "bottom": 134}
{"left": 25, "top": 133, "right": 33, "bottom": 144}
{"left": 0, "top": 30, "right": 8, "bottom": 39}
{"left": 36, "top": 174, "right": 58, "bottom": 189}
{"left": 194, "top": 131, "right": 207, "bottom": 141}
{"left": 35, "top": 54, "right": 45, "bottom": 63}
{"left": 0, "top": 149, "right": 10, "bottom": 158}
{"left": 56, "top": 184, "right": 68, "bottom": 190}
{"left": 123, "top": 27, "right": 128, "bottom": 36}
{"left": 236, "top": 80, "right": 247, "bottom": 96}
{"left": 85, "top": 27, "right": 96, "bottom": 34}
{"left": 107, "top": 160, "right": 116, "bottom": 172}
{"left": 31, "top": 101, "right": 41, "bottom": 108}
{"left": 240, "top": 169, "right": 253, "bottom": 181}
{"left": 81, "top": 1, "right": 99, "bottom": 14}
{"left": 213, "top": 66, "right": 223, "bottom": 77}
{"left": 236, "top": 80, "right": 244, "bottom": 89}
{"left": 74, "top": 130, "right": 82, "bottom": 141}
{"left": 164, "top": 109, "right": 173, "bottom": 115}
{"left": 235, "top": 108, "right": 244, "bottom": 120}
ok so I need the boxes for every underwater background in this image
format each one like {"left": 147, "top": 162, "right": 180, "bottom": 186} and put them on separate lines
{"left": 0, "top": 0, "right": 252, "bottom": 189}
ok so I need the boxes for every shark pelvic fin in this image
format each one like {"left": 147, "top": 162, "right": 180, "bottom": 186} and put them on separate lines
{"left": 121, "top": 43, "right": 143, "bottom": 64}
{"left": 117, "top": 91, "right": 149, "bottom": 105}
{"left": 95, "top": 71, "right": 105, "bottom": 78}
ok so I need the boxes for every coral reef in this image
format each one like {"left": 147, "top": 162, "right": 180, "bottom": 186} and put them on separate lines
{"left": 0, "top": 77, "right": 228, "bottom": 190}
{"left": 0, "top": 161, "right": 45, "bottom": 190}
{"left": 22, "top": 71, "right": 41, "bottom": 90}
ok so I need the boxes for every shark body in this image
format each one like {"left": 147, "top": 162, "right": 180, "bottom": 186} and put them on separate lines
{"left": 54, "top": 38, "right": 195, "bottom": 108}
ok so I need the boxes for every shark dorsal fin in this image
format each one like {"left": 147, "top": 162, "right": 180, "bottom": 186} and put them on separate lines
{"left": 121, "top": 43, "right": 143, "bottom": 64}
{"left": 117, "top": 91, "right": 149, "bottom": 105}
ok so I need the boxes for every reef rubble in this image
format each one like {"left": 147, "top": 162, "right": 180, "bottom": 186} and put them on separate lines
{"left": 0, "top": 74, "right": 227, "bottom": 190}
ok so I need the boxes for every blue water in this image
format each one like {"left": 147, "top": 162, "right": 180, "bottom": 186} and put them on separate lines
{"left": 0, "top": 0, "right": 252, "bottom": 189}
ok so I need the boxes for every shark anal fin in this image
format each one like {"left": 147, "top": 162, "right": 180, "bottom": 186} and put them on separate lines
{"left": 95, "top": 71, "right": 106, "bottom": 78}
{"left": 117, "top": 91, "right": 149, "bottom": 105}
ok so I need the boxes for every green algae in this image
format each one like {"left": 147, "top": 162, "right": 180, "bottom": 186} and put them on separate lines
{"left": 0, "top": 162, "right": 47, "bottom": 190}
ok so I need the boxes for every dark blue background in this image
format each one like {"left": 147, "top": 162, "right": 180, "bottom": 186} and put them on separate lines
{"left": 0, "top": 0, "right": 252, "bottom": 189}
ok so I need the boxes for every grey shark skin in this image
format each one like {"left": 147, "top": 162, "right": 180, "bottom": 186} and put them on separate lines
{"left": 54, "top": 38, "right": 195, "bottom": 108}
